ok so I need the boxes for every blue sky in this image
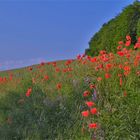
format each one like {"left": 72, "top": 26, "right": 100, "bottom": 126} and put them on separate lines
{"left": 0, "top": 0, "right": 134, "bottom": 70}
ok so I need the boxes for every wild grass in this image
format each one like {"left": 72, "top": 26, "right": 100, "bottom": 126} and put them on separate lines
{"left": 0, "top": 36, "right": 140, "bottom": 140}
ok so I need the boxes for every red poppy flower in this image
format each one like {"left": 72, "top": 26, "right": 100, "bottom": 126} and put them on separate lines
{"left": 81, "top": 110, "right": 89, "bottom": 117}
{"left": 55, "top": 67, "right": 61, "bottom": 72}
{"left": 52, "top": 62, "right": 57, "bottom": 67}
{"left": 124, "top": 71, "right": 130, "bottom": 76}
{"left": 85, "top": 101, "right": 95, "bottom": 107}
{"left": 90, "top": 57, "right": 97, "bottom": 63}
{"left": 87, "top": 55, "right": 91, "bottom": 60}
{"left": 26, "top": 88, "right": 32, "bottom": 97}
{"left": 98, "top": 64, "right": 104, "bottom": 69}
{"left": 56, "top": 83, "right": 62, "bottom": 90}
{"left": 106, "top": 63, "right": 112, "bottom": 70}
{"left": 28, "top": 67, "right": 33, "bottom": 71}
{"left": 118, "top": 64, "right": 123, "bottom": 69}
{"left": 126, "top": 35, "right": 131, "bottom": 41}
{"left": 100, "top": 50, "right": 106, "bottom": 55}
{"left": 117, "top": 51, "right": 125, "bottom": 56}
{"left": 77, "top": 54, "right": 81, "bottom": 60}
{"left": 44, "top": 75, "right": 49, "bottom": 80}
{"left": 125, "top": 40, "right": 131, "bottom": 47}
{"left": 117, "top": 45, "right": 122, "bottom": 50}
{"left": 88, "top": 123, "right": 97, "bottom": 129}
{"left": 97, "top": 77, "right": 102, "bottom": 82}
{"left": 65, "top": 60, "right": 73, "bottom": 66}
{"left": 118, "top": 41, "right": 123, "bottom": 45}
{"left": 90, "top": 108, "right": 97, "bottom": 115}
{"left": 134, "top": 42, "right": 140, "bottom": 49}
{"left": 105, "top": 73, "right": 111, "bottom": 79}
{"left": 47, "top": 62, "right": 51, "bottom": 65}
{"left": 120, "top": 77, "right": 122, "bottom": 86}
{"left": 40, "top": 62, "right": 45, "bottom": 66}
{"left": 123, "top": 66, "right": 131, "bottom": 71}
{"left": 83, "top": 91, "right": 90, "bottom": 97}
{"left": 89, "top": 84, "right": 96, "bottom": 89}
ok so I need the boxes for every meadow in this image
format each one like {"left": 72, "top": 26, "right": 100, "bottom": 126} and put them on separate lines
{"left": 0, "top": 35, "right": 140, "bottom": 140}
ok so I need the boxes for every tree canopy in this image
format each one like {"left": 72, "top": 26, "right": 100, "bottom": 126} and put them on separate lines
{"left": 85, "top": 1, "right": 140, "bottom": 56}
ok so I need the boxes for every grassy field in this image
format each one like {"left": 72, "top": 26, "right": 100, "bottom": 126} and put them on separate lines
{"left": 0, "top": 36, "right": 140, "bottom": 140}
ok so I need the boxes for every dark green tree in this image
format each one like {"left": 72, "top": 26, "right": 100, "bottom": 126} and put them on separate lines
{"left": 86, "top": 1, "right": 140, "bottom": 56}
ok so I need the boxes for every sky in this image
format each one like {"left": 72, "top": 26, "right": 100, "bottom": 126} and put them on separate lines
{"left": 0, "top": 0, "right": 134, "bottom": 70}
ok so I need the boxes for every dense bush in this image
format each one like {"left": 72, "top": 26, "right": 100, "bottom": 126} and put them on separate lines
{"left": 86, "top": 1, "right": 140, "bottom": 56}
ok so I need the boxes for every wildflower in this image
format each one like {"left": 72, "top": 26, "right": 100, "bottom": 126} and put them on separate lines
{"left": 134, "top": 42, "right": 140, "bottom": 49}
{"left": 118, "top": 41, "right": 123, "bottom": 45}
{"left": 117, "top": 45, "right": 122, "bottom": 50}
{"left": 97, "top": 77, "right": 102, "bottom": 82}
{"left": 26, "top": 88, "right": 32, "bottom": 97}
{"left": 124, "top": 71, "right": 130, "bottom": 76}
{"left": 65, "top": 60, "right": 72, "bottom": 65}
{"left": 63, "top": 69, "right": 67, "bottom": 73}
{"left": 126, "top": 53, "right": 131, "bottom": 59}
{"left": 40, "top": 62, "right": 45, "bottom": 66}
{"left": 85, "top": 101, "right": 95, "bottom": 107}
{"left": 100, "top": 50, "right": 106, "bottom": 55}
{"left": 90, "top": 108, "right": 97, "bottom": 115}
{"left": 90, "top": 84, "right": 96, "bottom": 89}
{"left": 83, "top": 90, "right": 90, "bottom": 97}
{"left": 52, "top": 62, "right": 56, "bottom": 67}
{"left": 56, "top": 83, "right": 62, "bottom": 90}
{"left": 77, "top": 54, "right": 81, "bottom": 60}
{"left": 101, "top": 55, "right": 109, "bottom": 62}
{"left": 126, "top": 35, "right": 131, "bottom": 41}
{"left": 90, "top": 57, "right": 97, "bottom": 63}
{"left": 120, "top": 77, "right": 122, "bottom": 86}
{"left": 81, "top": 60, "right": 87, "bottom": 65}
{"left": 88, "top": 123, "right": 97, "bottom": 129}
{"left": 9, "top": 74, "right": 13, "bottom": 81}
{"left": 105, "top": 63, "right": 112, "bottom": 71}
{"left": 123, "top": 66, "right": 131, "bottom": 71}
{"left": 118, "top": 64, "right": 123, "bottom": 69}
{"left": 123, "top": 65, "right": 131, "bottom": 76}
{"left": 117, "top": 51, "right": 125, "bottom": 56}
{"left": 87, "top": 55, "right": 91, "bottom": 60}
{"left": 47, "top": 62, "right": 51, "bottom": 65}
{"left": 28, "top": 67, "right": 33, "bottom": 71}
{"left": 81, "top": 110, "right": 89, "bottom": 117}
{"left": 98, "top": 64, "right": 103, "bottom": 69}
{"left": 105, "top": 73, "right": 111, "bottom": 79}
{"left": 109, "top": 52, "right": 114, "bottom": 59}
{"left": 55, "top": 67, "right": 61, "bottom": 72}
{"left": 125, "top": 40, "right": 131, "bottom": 47}
{"left": 44, "top": 75, "right": 49, "bottom": 80}
{"left": 68, "top": 67, "right": 73, "bottom": 72}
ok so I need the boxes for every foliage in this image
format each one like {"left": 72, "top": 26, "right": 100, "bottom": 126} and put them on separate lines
{"left": 86, "top": 1, "right": 140, "bottom": 56}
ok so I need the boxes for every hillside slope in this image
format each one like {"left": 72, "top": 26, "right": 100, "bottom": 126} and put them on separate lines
{"left": 0, "top": 35, "right": 140, "bottom": 139}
